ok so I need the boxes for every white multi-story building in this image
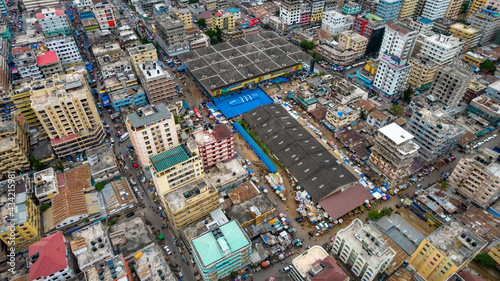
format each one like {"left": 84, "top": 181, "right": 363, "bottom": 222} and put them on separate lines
{"left": 92, "top": 0, "right": 116, "bottom": 30}
{"left": 420, "top": 33, "right": 463, "bottom": 65}
{"left": 126, "top": 104, "right": 178, "bottom": 167}
{"left": 429, "top": 64, "right": 471, "bottom": 107}
{"left": 322, "top": 10, "right": 354, "bottom": 36}
{"left": 372, "top": 23, "right": 417, "bottom": 100}
{"left": 279, "top": 0, "right": 302, "bottom": 26}
{"left": 74, "top": 0, "right": 93, "bottom": 8}
{"left": 468, "top": 5, "right": 500, "bottom": 45}
{"left": 36, "top": 7, "right": 71, "bottom": 36}
{"left": 332, "top": 219, "right": 396, "bottom": 281}
{"left": 46, "top": 35, "right": 83, "bottom": 66}
{"left": 22, "top": 0, "right": 60, "bottom": 11}
{"left": 421, "top": 0, "right": 452, "bottom": 20}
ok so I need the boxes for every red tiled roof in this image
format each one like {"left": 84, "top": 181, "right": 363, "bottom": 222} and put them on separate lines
{"left": 37, "top": 51, "right": 59, "bottom": 66}
{"left": 51, "top": 133, "right": 77, "bottom": 145}
{"left": 29, "top": 232, "right": 68, "bottom": 281}
{"left": 459, "top": 270, "right": 486, "bottom": 281}
{"left": 311, "top": 255, "right": 349, "bottom": 281}
{"left": 212, "top": 123, "right": 232, "bottom": 141}
{"left": 12, "top": 46, "right": 30, "bottom": 55}
{"left": 56, "top": 9, "right": 64, "bottom": 16}
{"left": 36, "top": 13, "right": 44, "bottom": 19}
{"left": 57, "top": 173, "right": 66, "bottom": 192}
{"left": 319, "top": 183, "right": 374, "bottom": 220}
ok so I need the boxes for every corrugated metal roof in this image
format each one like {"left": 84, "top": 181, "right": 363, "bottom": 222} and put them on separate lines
{"left": 150, "top": 146, "right": 189, "bottom": 172}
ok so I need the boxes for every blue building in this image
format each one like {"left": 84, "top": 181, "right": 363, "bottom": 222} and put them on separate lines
{"left": 191, "top": 220, "right": 251, "bottom": 281}
{"left": 356, "top": 69, "right": 374, "bottom": 89}
{"left": 375, "top": 0, "right": 403, "bottom": 22}
{"left": 342, "top": 1, "right": 362, "bottom": 15}
{"left": 109, "top": 86, "right": 148, "bottom": 111}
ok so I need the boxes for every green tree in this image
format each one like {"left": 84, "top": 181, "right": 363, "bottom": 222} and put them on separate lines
{"left": 319, "top": 71, "right": 326, "bottom": 76}
{"left": 189, "top": 0, "right": 199, "bottom": 3}
{"left": 480, "top": 60, "right": 496, "bottom": 73}
{"left": 95, "top": 182, "right": 105, "bottom": 191}
{"left": 40, "top": 203, "right": 50, "bottom": 212}
{"left": 475, "top": 253, "right": 495, "bottom": 268}
{"left": 333, "top": 35, "right": 338, "bottom": 41}
{"left": 215, "top": 26, "right": 222, "bottom": 37}
{"left": 29, "top": 156, "right": 47, "bottom": 171}
{"left": 380, "top": 207, "right": 392, "bottom": 217}
{"left": 17, "top": 2, "right": 23, "bottom": 13}
{"left": 391, "top": 105, "right": 404, "bottom": 117}
{"left": 197, "top": 18, "right": 206, "bottom": 28}
{"left": 310, "top": 51, "right": 322, "bottom": 61}
{"left": 107, "top": 219, "right": 117, "bottom": 226}
{"left": 299, "top": 40, "right": 316, "bottom": 50}
{"left": 230, "top": 271, "right": 237, "bottom": 278}
{"left": 461, "top": 2, "right": 470, "bottom": 13}
{"left": 141, "top": 38, "right": 149, "bottom": 44}
{"left": 403, "top": 86, "right": 414, "bottom": 102}
{"left": 54, "top": 160, "right": 65, "bottom": 172}
{"left": 276, "top": 10, "right": 280, "bottom": 16}
{"left": 456, "top": 19, "right": 467, "bottom": 24}
{"left": 440, "top": 180, "right": 449, "bottom": 191}
{"left": 368, "top": 210, "right": 382, "bottom": 221}
{"left": 205, "top": 29, "right": 217, "bottom": 38}
{"left": 264, "top": 23, "right": 271, "bottom": 29}
{"left": 211, "top": 37, "right": 219, "bottom": 44}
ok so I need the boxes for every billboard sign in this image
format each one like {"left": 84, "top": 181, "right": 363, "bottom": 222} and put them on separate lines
{"left": 249, "top": 17, "right": 261, "bottom": 27}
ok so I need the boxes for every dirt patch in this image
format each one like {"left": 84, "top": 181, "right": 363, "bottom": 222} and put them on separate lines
{"left": 467, "top": 260, "right": 500, "bottom": 281}
{"left": 398, "top": 208, "right": 434, "bottom": 236}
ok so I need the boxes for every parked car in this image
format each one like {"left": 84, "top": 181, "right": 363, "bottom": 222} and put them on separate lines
{"left": 282, "top": 266, "right": 291, "bottom": 273}
{"left": 416, "top": 184, "right": 423, "bottom": 189}
{"left": 292, "top": 238, "right": 302, "bottom": 247}
{"left": 164, "top": 246, "right": 172, "bottom": 255}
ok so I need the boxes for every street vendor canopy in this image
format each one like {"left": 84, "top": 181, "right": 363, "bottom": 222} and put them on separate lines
{"left": 319, "top": 183, "right": 374, "bottom": 221}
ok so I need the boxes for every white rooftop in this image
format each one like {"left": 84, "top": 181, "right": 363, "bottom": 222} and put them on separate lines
{"left": 378, "top": 123, "right": 414, "bottom": 145}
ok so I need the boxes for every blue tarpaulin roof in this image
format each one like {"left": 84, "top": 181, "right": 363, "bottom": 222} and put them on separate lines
{"left": 214, "top": 88, "right": 273, "bottom": 119}
{"left": 182, "top": 100, "right": 190, "bottom": 110}
{"left": 233, "top": 122, "right": 278, "bottom": 173}
{"left": 86, "top": 64, "right": 93, "bottom": 70}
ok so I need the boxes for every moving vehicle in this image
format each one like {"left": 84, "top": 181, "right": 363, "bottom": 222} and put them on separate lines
{"left": 120, "top": 132, "right": 130, "bottom": 143}
{"left": 164, "top": 246, "right": 172, "bottom": 255}
{"left": 282, "top": 266, "right": 291, "bottom": 273}
{"left": 292, "top": 239, "right": 302, "bottom": 247}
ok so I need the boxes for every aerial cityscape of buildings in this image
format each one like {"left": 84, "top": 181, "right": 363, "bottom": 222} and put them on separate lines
{"left": 1, "top": 1, "right": 500, "bottom": 281}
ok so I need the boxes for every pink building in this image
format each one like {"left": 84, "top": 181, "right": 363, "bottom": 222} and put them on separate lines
{"left": 193, "top": 123, "right": 234, "bottom": 168}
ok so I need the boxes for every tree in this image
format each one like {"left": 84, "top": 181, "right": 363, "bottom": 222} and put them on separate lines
{"left": 263, "top": 23, "right": 271, "bottom": 29}
{"left": 141, "top": 38, "right": 149, "bottom": 44}
{"left": 380, "top": 207, "right": 392, "bottom": 217}
{"left": 40, "top": 203, "right": 50, "bottom": 212}
{"left": 480, "top": 60, "right": 496, "bottom": 73}
{"left": 197, "top": 18, "right": 206, "bottom": 28}
{"left": 391, "top": 105, "right": 404, "bottom": 117}
{"left": 368, "top": 210, "right": 383, "bottom": 221}
{"left": 29, "top": 156, "right": 47, "bottom": 171}
{"left": 189, "top": 0, "right": 199, "bottom": 3}
{"left": 403, "top": 86, "right": 414, "bottom": 102}
{"left": 475, "top": 253, "right": 495, "bottom": 268}
{"left": 17, "top": 2, "right": 23, "bottom": 13}
{"left": 456, "top": 19, "right": 467, "bottom": 24}
{"left": 211, "top": 37, "right": 219, "bottom": 44}
{"left": 95, "top": 182, "right": 105, "bottom": 191}
{"left": 54, "top": 160, "right": 64, "bottom": 172}
{"left": 333, "top": 35, "right": 339, "bottom": 41}
{"left": 205, "top": 29, "right": 217, "bottom": 38}
{"left": 276, "top": 10, "right": 280, "bottom": 16}
{"left": 310, "top": 51, "right": 322, "bottom": 61}
{"left": 215, "top": 26, "right": 222, "bottom": 37}
{"left": 299, "top": 40, "right": 315, "bottom": 50}
{"left": 440, "top": 180, "right": 449, "bottom": 191}
{"left": 461, "top": 2, "right": 470, "bottom": 13}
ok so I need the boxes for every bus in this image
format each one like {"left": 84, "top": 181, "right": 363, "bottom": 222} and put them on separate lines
{"left": 120, "top": 132, "right": 130, "bottom": 143}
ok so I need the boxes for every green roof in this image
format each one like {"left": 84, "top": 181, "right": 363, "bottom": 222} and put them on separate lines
{"left": 296, "top": 96, "right": 318, "bottom": 106}
{"left": 366, "top": 14, "right": 383, "bottom": 21}
{"left": 150, "top": 146, "right": 189, "bottom": 172}
{"left": 192, "top": 221, "right": 249, "bottom": 266}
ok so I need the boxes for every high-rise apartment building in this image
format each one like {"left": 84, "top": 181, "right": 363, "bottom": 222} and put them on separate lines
{"left": 445, "top": 0, "right": 463, "bottom": 18}
{"left": 36, "top": 51, "right": 64, "bottom": 78}
{"left": 155, "top": 15, "right": 190, "bottom": 56}
{"left": 0, "top": 55, "right": 9, "bottom": 103}
{"left": 375, "top": 0, "right": 404, "bottom": 22}
{"left": 0, "top": 175, "right": 40, "bottom": 253}
{"left": 408, "top": 18, "right": 434, "bottom": 36}
{"left": 407, "top": 106, "right": 464, "bottom": 164}
{"left": 0, "top": 113, "right": 30, "bottom": 177}
{"left": 449, "top": 23, "right": 480, "bottom": 53}
{"left": 420, "top": 33, "right": 463, "bottom": 65}
{"left": 421, "top": 0, "right": 452, "bottom": 20}
{"left": 429, "top": 65, "right": 471, "bottom": 107}
{"left": 137, "top": 60, "right": 177, "bottom": 104}
{"left": 468, "top": 5, "right": 500, "bottom": 45}
{"left": 211, "top": 10, "right": 235, "bottom": 30}
{"left": 279, "top": 0, "right": 302, "bottom": 26}
{"left": 173, "top": 8, "right": 194, "bottom": 29}
{"left": 191, "top": 221, "right": 251, "bottom": 281}
{"left": 11, "top": 81, "right": 39, "bottom": 126}
{"left": 408, "top": 54, "right": 439, "bottom": 90}
{"left": 353, "top": 14, "right": 386, "bottom": 54}
{"left": 308, "top": 0, "right": 325, "bottom": 23}
{"left": 128, "top": 44, "right": 159, "bottom": 75}
{"left": 46, "top": 35, "right": 83, "bottom": 66}
{"left": 126, "top": 104, "right": 178, "bottom": 167}
{"left": 372, "top": 24, "right": 417, "bottom": 100}
{"left": 92, "top": 0, "right": 116, "bottom": 30}
{"left": 409, "top": 221, "right": 487, "bottom": 281}
{"left": 192, "top": 123, "right": 234, "bottom": 169}
{"left": 299, "top": 2, "right": 311, "bottom": 25}
{"left": 30, "top": 73, "right": 105, "bottom": 158}
{"left": 13, "top": 48, "right": 43, "bottom": 80}
{"left": 322, "top": 10, "right": 354, "bottom": 36}
{"left": 466, "top": 0, "right": 487, "bottom": 20}
{"left": 338, "top": 30, "right": 368, "bottom": 56}
{"left": 398, "top": 0, "right": 418, "bottom": 20}
{"left": 37, "top": 7, "right": 71, "bottom": 36}
{"left": 332, "top": 219, "right": 396, "bottom": 281}
{"left": 449, "top": 148, "right": 500, "bottom": 208}
{"left": 369, "top": 123, "right": 419, "bottom": 181}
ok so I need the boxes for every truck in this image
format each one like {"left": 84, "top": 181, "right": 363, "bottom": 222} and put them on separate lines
{"left": 292, "top": 239, "right": 302, "bottom": 247}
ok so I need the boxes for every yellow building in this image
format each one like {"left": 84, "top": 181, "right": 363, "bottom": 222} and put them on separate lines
{"left": 364, "top": 59, "right": 379, "bottom": 75}
{"left": 463, "top": 51, "right": 485, "bottom": 66}
{"left": 10, "top": 80, "right": 39, "bottom": 126}
{"left": 163, "top": 176, "right": 220, "bottom": 230}
{"left": 488, "top": 241, "right": 500, "bottom": 267}
{"left": 398, "top": 0, "right": 418, "bottom": 20}
{"left": 309, "top": 0, "right": 324, "bottom": 23}
{"left": 445, "top": 0, "right": 463, "bottom": 18}
{"left": 174, "top": 8, "right": 193, "bottom": 29}
{"left": 466, "top": 0, "right": 487, "bottom": 20}
{"left": 128, "top": 44, "right": 159, "bottom": 75}
{"left": 415, "top": 0, "right": 427, "bottom": 17}
{"left": 0, "top": 113, "right": 30, "bottom": 178}
{"left": 409, "top": 221, "right": 487, "bottom": 281}
{"left": 338, "top": 30, "right": 368, "bottom": 56}
{"left": 212, "top": 10, "right": 235, "bottom": 31}
{"left": 325, "top": 105, "right": 360, "bottom": 129}
{"left": 0, "top": 176, "right": 41, "bottom": 253}
{"left": 449, "top": 23, "right": 480, "bottom": 53}
{"left": 408, "top": 54, "right": 439, "bottom": 90}
{"left": 203, "top": 0, "right": 217, "bottom": 11}
{"left": 30, "top": 73, "right": 105, "bottom": 158}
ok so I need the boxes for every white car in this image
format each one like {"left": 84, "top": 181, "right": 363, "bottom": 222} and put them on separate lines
{"left": 110, "top": 138, "right": 115, "bottom": 143}
{"left": 164, "top": 246, "right": 172, "bottom": 255}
